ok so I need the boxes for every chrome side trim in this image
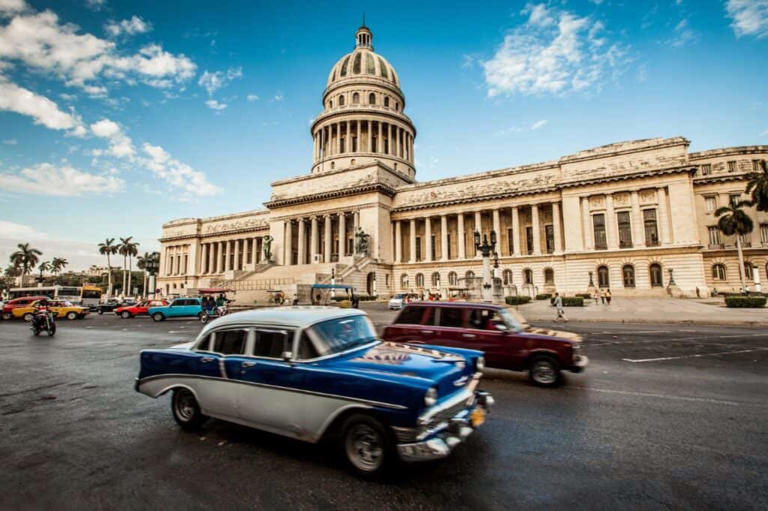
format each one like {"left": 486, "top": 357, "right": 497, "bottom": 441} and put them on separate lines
{"left": 136, "top": 373, "right": 408, "bottom": 410}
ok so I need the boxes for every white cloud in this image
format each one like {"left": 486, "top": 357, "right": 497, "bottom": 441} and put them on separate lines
{"left": 531, "top": 119, "right": 548, "bottom": 130}
{"left": 141, "top": 143, "right": 219, "bottom": 197}
{"left": 105, "top": 16, "right": 151, "bottom": 37}
{"left": 668, "top": 18, "right": 699, "bottom": 47}
{"left": 0, "top": 0, "right": 27, "bottom": 15}
{"left": 0, "top": 8, "right": 196, "bottom": 94}
{"left": 481, "top": 3, "right": 627, "bottom": 96}
{"left": 246, "top": 94, "right": 259, "bottom": 102}
{"left": 0, "top": 219, "right": 46, "bottom": 240}
{"left": 3, "top": 138, "right": 17, "bottom": 144}
{"left": 198, "top": 67, "right": 242, "bottom": 96}
{"left": 84, "top": 0, "right": 106, "bottom": 10}
{"left": 0, "top": 79, "right": 85, "bottom": 135}
{"left": 0, "top": 162, "right": 124, "bottom": 196}
{"left": 726, "top": 0, "right": 768, "bottom": 38}
{"left": 205, "top": 99, "right": 227, "bottom": 110}
{"left": 90, "top": 118, "right": 135, "bottom": 158}
{"left": 272, "top": 93, "right": 284, "bottom": 102}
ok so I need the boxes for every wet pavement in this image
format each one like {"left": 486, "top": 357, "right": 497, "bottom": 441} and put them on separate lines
{"left": 1, "top": 306, "right": 766, "bottom": 510}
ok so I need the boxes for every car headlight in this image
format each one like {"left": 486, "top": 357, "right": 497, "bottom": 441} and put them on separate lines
{"left": 476, "top": 356, "right": 485, "bottom": 372}
{"left": 424, "top": 387, "right": 437, "bottom": 407}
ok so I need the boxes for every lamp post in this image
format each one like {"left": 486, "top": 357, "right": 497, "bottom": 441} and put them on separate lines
{"left": 474, "top": 230, "right": 496, "bottom": 302}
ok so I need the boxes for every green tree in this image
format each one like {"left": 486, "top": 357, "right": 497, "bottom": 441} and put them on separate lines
{"left": 9, "top": 243, "right": 42, "bottom": 286}
{"left": 715, "top": 198, "right": 754, "bottom": 291}
{"left": 118, "top": 237, "right": 139, "bottom": 297}
{"left": 98, "top": 238, "right": 118, "bottom": 297}
{"left": 746, "top": 159, "right": 768, "bottom": 212}
{"left": 37, "top": 260, "right": 51, "bottom": 280}
{"left": 51, "top": 257, "right": 68, "bottom": 280}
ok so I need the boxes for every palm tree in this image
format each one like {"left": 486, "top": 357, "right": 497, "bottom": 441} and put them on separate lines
{"left": 9, "top": 243, "right": 42, "bottom": 286}
{"left": 37, "top": 261, "right": 51, "bottom": 280}
{"left": 51, "top": 257, "right": 68, "bottom": 280}
{"left": 98, "top": 238, "right": 118, "bottom": 297}
{"left": 715, "top": 198, "right": 754, "bottom": 291}
{"left": 118, "top": 237, "right": 139, "bottom": 297}
{"left": 137, "top": 252, "right": 151, "bottom": 298}
{"left": 746, "top": 159, "right": 768, "bottom": 212}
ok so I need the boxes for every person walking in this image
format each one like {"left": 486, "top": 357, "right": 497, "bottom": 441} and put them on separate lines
{"left": 600, "top": 288, "right": 606, "bottom": 304}
{"left": 605, "top": 288, "right": 612, "bottom": 305}
{"left": 553, "top": 292, "right": 567, "bottom": 322}
{"left": 593, "top": 292, "right": 599, "bottom": 305}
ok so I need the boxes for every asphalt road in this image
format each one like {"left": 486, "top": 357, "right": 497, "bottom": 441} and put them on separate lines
{"left": 1, "top": 305, "right": 766, "bottom": 510}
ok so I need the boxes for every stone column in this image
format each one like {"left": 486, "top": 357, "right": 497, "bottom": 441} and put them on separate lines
{"left": 310, "top": 217, "right": 318, "bottom": 262}
{"left": 631, "top": 191, "right": 644, "bottom": 246}
{"left": 377, "top": 121, "right": 382, "bottom": 153}
{"left": 336, "top": 123, "right": 341, "bottom": 154}
{"left": 356, "top": 121, "right": 360, "bottom": 152}
{"left": 531, "top": 204, "right": 541, "bottom": 255}
{"left": 324, "top": 214, "right": 332, "bottom": 263}
{"left": 284, "top": 222, "right": 293, "bottom": 266}
{"left": 552, "top": 202, "right": 563, "bottom": 253}
{"left": 657, "top": 187, "right": 671, "bottom": 245}
{"left": 338, "top": 212, "right": 346, "bottom": 257}
{"left": 395, "top": 221, "right": 402, "bottom": 262}
{"left": 200, "top": 243, "right": 208, "bottom": 274}
{"left": 387, "top": 124, "right": 392, "bottom": 155}
{"left": 367, "top": 120, "right": 372, "bottom": 152}
{"left": 458, "top": 213, "right": 466, "bottom": 259}
{"left": 298, "top": 218, "right": 306, "bottom": 265}
{"left": 409, "top": 218, "right": 416, "bottom": 263}
{"left": 492, "top": 208, "right": 501, "bottom": 241}
{"left": 440, "top": 215, "right": 448, "bottom": 261}
{"left": 217, "top": 241, "right": 224, "bottom": 273}
{"left": 605, "top": 194, "right": 618, "bottom": 249}
{"left": 424, "top": 216, "right": 432, "bottom": 262}
{"left": 224, "top": 240, "right": 231, "bottom": 271}
{"left": 512, "top": 206, "right": 522, "bottom": 256}
{"left": 253, "top": 237, "right": 260, "bottom": 265}
{"left": 474, "top": 211, "right": 482, "bottom": 257}
{"left": 581, "top": 197, "right": 593, "bottom": 250}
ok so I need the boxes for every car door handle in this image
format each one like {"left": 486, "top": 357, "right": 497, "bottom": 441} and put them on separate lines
{"left": 201, "top": 356, "right": 215, "bottom": 363}
{"left": 463, "top": 334, "right": 476, "bottom": 339}
{"left": 241, "top": 361, "right": 256, "bottom": 368}
{"left": 422, "top": 330, "right": 434, "bottom": 334}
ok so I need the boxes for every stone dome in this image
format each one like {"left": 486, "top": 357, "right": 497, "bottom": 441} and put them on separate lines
{"left": 326, "top": 26, "right": 400, "bottom": 88}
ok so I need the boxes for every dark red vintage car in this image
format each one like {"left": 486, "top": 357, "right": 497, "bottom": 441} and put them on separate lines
{"left": 114, "top": 299, "right": 168, "bottom": 319}
{"left": 382, "top": 302, "right": 588, "bottom": 386}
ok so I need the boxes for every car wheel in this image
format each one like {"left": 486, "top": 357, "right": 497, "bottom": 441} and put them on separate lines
{"left": 200, "top": 312, "right": 209, "bottom": 324}
{"left": 152, "top": 312, "right": 165, "bottom": 322}
{"left": 121, "top": 311, "right": 131, "bottom": 319}
{"left": 2, "top": 312, "right": 12, "bottom": 320}
{"left": 23, "top": 313, "right": 34, "bottom": 322}
{"left": 97, "top": 309, "right": 103, "bottom": 315}
{"left": 48, "top": 323, "right": 56, "bottom": 336}
{"left": 529, "top": 356, "right": 561, "bottom": 387}
{"left": 171, "top": 388, "right": 206, "bottom": 430}
{"left": 66, "top": 311, "right": 77, "bottom": 320}
{"left": 342, "top": 414, "right": 393, "bottom": 477}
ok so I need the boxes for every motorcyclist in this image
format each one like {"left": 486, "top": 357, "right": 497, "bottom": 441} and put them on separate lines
{"left": 32, "top": 299, "right": 54, "bottom": 332}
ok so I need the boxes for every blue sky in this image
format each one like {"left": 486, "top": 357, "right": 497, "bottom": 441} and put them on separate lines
{"left": 1, "top": 0, "right": 767, "bottom": 269}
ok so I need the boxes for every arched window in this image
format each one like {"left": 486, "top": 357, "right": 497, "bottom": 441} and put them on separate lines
{"left": 384, "top": 97, "right": 390, "bottom": 107}
{"left": 353, "top": 53, "right": 361, "bottom": 74}
{"left": 597, "top": 265, "right": 610, "bottom": 288}
{"left": 330, "top": 162, "right": 335, "bottom": 170}
{"left": 368, "top": 93, "right": 376, "bottom": 105}
{"left": 431, "top": 272, "right": 441, "bottom": 287}
{"left": 649, "top": 263, "right": 663, "bottom": 287}
{"left": 741, "top": 262, "right": 754, "bottom": 280}
{"left": 503, "top": 269, "right": 513, "bottom": 286}
{"left": 544, "top": 268, "right": 554, "bottom": 285}
{"left": 415, "top": 273, "right": 424, "bottom": 288}
{"left": 400, "top": 274, "right": 409, "bottom": 289}
{"left": 465, "top": 270, "right": 475, "bottom": 283}
{"left": 328, "top": 100, "right": 333, "bottom": 109}
{"left": 378, "top": 57, "right": 389, "bottom": 79}
{"left": 352, "top": 92, "right": 359, "bottom": 104}
{"left": 448, "top": 271, "right": 458, "bottom": 286}
{"left": 622, "top": 265, "right": 635, "bottom": 288}
{"left": 339, "top": 95, "right": 345, "bottom": 106}
{"left": 524, "top": 269, "right": 533, "bottom": 285}
{"left": 712, "top": 264, "right": 726, "bottom": 280}
{"left": 340, "top": 56, "right": 350, "bottom": 76}
{"left": 395, "top": 102, "right": 399, "bottom": 111}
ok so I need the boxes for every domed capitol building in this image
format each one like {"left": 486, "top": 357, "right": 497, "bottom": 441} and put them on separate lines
{"left": 158, "top": 25, "right": 768, "bottom": 301}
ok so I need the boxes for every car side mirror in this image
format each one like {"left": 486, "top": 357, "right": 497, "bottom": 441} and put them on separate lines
{"left": 282, "top": 351, "right": 293, "bottom": 362}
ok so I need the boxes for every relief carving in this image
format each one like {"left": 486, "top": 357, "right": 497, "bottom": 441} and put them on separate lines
{"left": 204, "top": 218, "right": 267, "bottom": 233}
{"left": 613, "top": 192, "right": 630, "bottom": 207}
{"left": 638, "top": 189, "right": 657, "bottom": 204}
{"left": 589, "top": 195, "right": 605, "bottom": 209}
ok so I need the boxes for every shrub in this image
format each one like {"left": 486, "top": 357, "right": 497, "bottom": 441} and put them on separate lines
{"left": 535, "top": 293, "right": 552, "bottom": 300}
{"left": 562, "top": 297, "right": 584, "bottom": 307}
{"left": 725, "top": 296, "right": 767, "bottom": 308}
{"left": 505, "top": 296, "right": 531, "bottom": 305}
{"left": 576, "top": 293, "right": 592, "bottom": 299}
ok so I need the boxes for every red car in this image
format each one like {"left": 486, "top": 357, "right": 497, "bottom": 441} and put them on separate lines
{"left": 114, "top": 299, "right": 168, "bottom": 319}
{"left": 2, "top": 296, "right": 50, "bottom": 320}
{"left": 382, "top": 301, "right": 588, "bottom": 387}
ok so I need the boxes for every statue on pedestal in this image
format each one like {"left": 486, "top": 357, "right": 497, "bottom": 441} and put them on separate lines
{"left": 263, "top": 235, "right": 273, "bottom": 262}
{"left": 354, "top": 227, "right": 369, "bottom": 256}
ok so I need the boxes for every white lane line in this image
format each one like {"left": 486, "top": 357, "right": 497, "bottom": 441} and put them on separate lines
{"left": 568, "top": 386, "right": 760, "bottom": 407}
{"left": 622, "top": 347, "right": 768, "bottom": 363}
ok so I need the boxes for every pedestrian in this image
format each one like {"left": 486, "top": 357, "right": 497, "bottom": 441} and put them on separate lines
{"left": 554, "top": 292, "right": 567, "bottom": 322}
{"left": 593, "top": 292, "right": 599, "bottom": 305}
{"left": 605, "top": 288, "right": 612, "bottom": 305}
{"left": 600, "top": 288, "right": 606, "bottom": 304}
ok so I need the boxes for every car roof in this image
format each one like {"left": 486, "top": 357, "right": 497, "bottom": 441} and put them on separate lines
{"left": 403, "top": 301, "right": 505, "bottom": 309}
{"left": 201, "top": 306, "right": 366, "bottom": 334}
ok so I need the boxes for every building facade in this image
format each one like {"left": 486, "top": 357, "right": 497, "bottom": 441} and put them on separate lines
{"left": 158, "top": 25, "right": 768, "bottom": 300}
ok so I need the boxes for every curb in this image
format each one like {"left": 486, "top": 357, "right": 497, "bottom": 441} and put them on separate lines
{"left": 524, "top": 317, "right": 766, "bottom": 327}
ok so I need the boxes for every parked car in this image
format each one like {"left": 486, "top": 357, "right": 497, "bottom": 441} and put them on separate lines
{"left": 2, "top": 296, "right": 49, "bottom": 320}
{"left": 135, "top": 307, "right": 493, "bottom": 476}
{"left": 388, "top": 293, "right": 419, "bottom": 310}
{"left": 13, "top": 299, "right": 90, "bottom": 321}
{"left": 382, "top": 302, "right": 587, "bottom": 387}
{"left": 148, "top": 297, "right": 203, "bottom": 321}
{"left": 115, "top": 299, "right": 169, "bottom": 319}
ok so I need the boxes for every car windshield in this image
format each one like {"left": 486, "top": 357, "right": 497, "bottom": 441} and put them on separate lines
{"left": 498, "top": 307, "right": 527, "bottom": 332}
{"left": 306, "top": 315, "right": 378, "bottom": 357}
{"left": 393, "top": 294, "right": 406, "bottom": 299}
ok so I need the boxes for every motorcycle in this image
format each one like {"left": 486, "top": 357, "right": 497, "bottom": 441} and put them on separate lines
{"left": 31, "top": 306, "right": 56, "bottom": 337}
{"left": 200, "top": 304, "right": 228, "bottom": 324}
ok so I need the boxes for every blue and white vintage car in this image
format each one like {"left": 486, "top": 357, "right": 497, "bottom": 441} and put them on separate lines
{"left": 135, "top": 307, "right": 493, "bottom": 475}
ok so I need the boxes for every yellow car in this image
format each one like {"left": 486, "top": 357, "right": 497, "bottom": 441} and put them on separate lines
{"left": 14, "top": 300, "right": 90, "bottom": 321}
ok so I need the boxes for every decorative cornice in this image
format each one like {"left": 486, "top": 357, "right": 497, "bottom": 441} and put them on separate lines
{"left": 160, "top": 225, "right": 269, "bottom": 243}
{"left": 559, "top": 165, "right": 697, "bottom": 189}
{"left": 689, "top": 145, "right": 768, "bottom": 160}
{"left": 265, "top": 183, "right": 397, "bottom": 209}
{"left": 693, "top": 174, "right": 749, "bottom": 185}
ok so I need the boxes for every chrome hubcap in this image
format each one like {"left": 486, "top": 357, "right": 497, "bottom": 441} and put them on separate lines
{"left": 533, "top": 362, "right": 556, "bottom": 384}
{"left": 174, "top": 392, "right": 196, "bottom": 422}
{"left": 346, "top": 424, "right": 383, "bottom": 471}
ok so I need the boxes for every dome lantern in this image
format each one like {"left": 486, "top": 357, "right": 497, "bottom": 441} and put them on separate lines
{"left": 356, "top": 24, "right": 372, "bottom": 50}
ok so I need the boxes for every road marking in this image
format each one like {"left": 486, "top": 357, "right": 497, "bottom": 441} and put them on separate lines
{"left": 622, "top": 347, "right": 768, "bottom": 363}
{"left": 568, "top": 386, "right": 762, "bottom": 407}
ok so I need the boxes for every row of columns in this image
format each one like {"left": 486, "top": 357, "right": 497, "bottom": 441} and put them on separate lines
{"left": 164, "top": 245, "right": 189, "bottom": 276}
{"left": 283, "top": 211, "right": 361, "bottom": 266}
{"left": 313, "top": 119, "right": 413, "bottom": 163}
{"left": 198, "top": 236, "right": 268, "bottom": 275}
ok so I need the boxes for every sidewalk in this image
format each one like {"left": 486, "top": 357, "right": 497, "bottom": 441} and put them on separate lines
{"left": 516, "top": 297, "right": 768, "bottom": 326}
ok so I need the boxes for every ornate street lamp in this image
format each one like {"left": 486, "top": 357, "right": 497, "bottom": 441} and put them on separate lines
{"left": 474, "top": 230, "right": 497, "bottom": 302}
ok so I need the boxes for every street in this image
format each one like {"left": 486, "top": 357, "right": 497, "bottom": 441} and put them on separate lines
{"left": 1, "top": 305, "right": 767, "bottom": 510}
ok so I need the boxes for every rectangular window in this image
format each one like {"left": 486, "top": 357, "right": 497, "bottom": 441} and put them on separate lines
{"left": 526, "top": 226, "right": 534, "bottom": 255}
{"left": 753, "top": 159, "right": 761, "bottom": 172}
{"left": 340, "top": 138, "right": 345, "bottom": 153}
{"left": 593, "top": 214, "right": 607, "bottom": 250}
{"left": 701, "top": 164, "right": 712, "bottom": 175}
{"left": 430, "top": 234, "right": 435, "bottom": 260}
{"left": 253, "top": 329, "right": 292, "bottom": 358}
{"left": 447, "top": 234, "right": 452, "bottom": 259}
{"left": 507, "top": 228, "right": 514, "bottom": 254}
{"left": 708, "top": 226, "right": 721, "bottom": 247}
{"left": 213, "top": 330, "right": 247, "bottom": 355}
{"left": 761, "top": 224, "right": 768, "bottom": 244}
{"left": 705, "top": 196, "right": 717, "bottom": 213}
{"left": 415, "top": 237, "right": 422, "bottom": 261}
{"left": 643, "top": 209, "right": 659, "bottom": 247}
{"left": 617, "top": 211, "right": 632, "bottom": 248}
{"left": 545, "top": 225, "right": 555, "bottom": 253}
{"left": 727, "top": 160, "right": 736, "bottom": 172}
{"left": 438, "top": 307, "right": 464, "bottom": 328}
{"left": 730, "top": 193, "right": 741, "bottom": 205}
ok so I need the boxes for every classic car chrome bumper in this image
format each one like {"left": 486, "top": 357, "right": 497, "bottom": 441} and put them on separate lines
{"left": 396, "top": 390, "right": 494, "bottom": 462}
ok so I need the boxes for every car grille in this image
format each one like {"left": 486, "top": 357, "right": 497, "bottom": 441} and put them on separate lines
{"left": 430, "top": 397, "right": 471, "bottom": 425}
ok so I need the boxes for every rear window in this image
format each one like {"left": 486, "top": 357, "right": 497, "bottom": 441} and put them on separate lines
{"left": 213, "top": 330, "right": 247, "bottom": 354}
{"left": 438, "top": 307, "right": 464, "bottom": 328}
{"left": 395, "top": 306, "right": 426, "bottom": 325}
